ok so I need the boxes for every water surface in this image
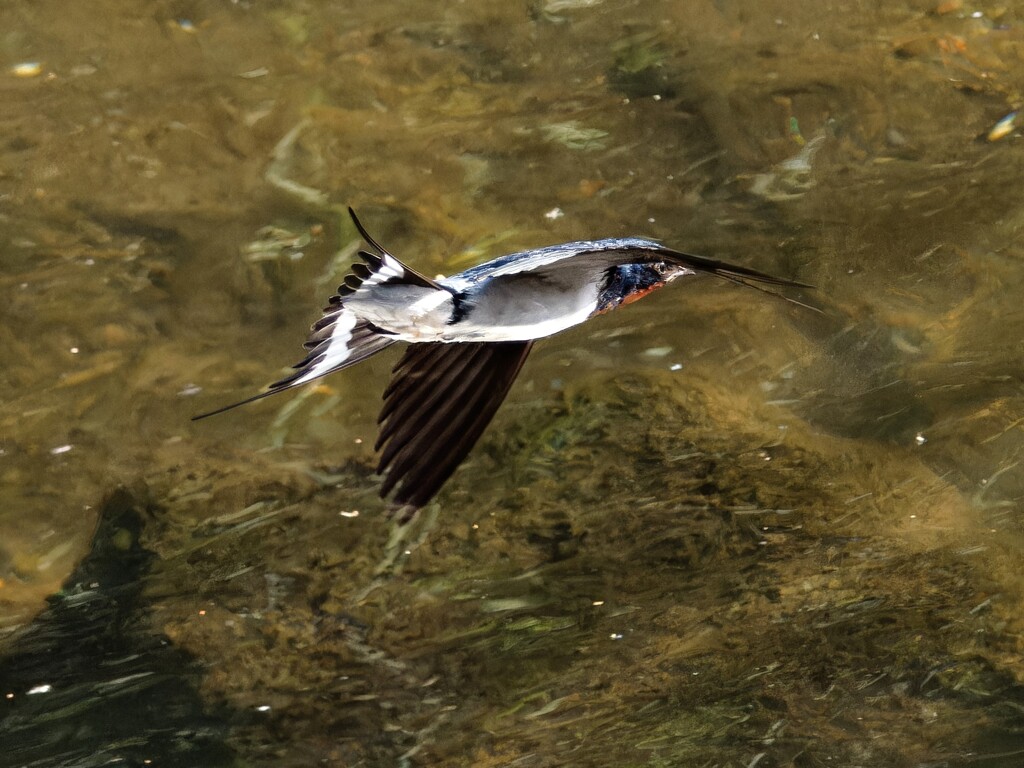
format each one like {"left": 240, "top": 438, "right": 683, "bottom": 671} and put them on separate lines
{"left": 3, "top": 1, "right": 1024, "bottom": 765}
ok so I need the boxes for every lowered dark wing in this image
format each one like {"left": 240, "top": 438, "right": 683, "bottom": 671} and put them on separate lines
{"left": 376, "top": 340, "right": 533, "bottom": 514}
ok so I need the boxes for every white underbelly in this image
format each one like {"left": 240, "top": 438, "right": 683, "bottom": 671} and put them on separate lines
{"left": 344, "top": 273, "right": 600, "bottom": 343}
{"left": 441, "top": 272, "right": 599, "bottom": 341}
{"left": 436, "top": 302, "right": 595, "bottom": 342}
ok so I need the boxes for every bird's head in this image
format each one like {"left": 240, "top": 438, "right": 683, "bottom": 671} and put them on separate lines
{"left": 596, "top": 261, "right": 684, "bottom": 314}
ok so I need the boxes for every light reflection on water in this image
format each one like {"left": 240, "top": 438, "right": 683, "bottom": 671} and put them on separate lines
{"left": 2, "top": 0, "right": 1024, "bottom": 765}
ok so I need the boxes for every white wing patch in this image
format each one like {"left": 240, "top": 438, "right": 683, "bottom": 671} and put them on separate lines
{"left": 358, "top": 254, "right": 408, "bottom": 290}
{"left": 286, "top": 309, "right": 360, "bottom": 387}
{"left": 267, "top": 304, "right": 396, "bottom": 392}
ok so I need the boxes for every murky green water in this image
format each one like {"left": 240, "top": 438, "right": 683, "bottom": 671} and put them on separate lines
{"left": 3, "top": 0, "right": 1024, "bottom": 765}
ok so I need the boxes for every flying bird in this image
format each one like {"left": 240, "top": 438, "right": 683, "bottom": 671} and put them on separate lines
{"left": 194, "top": 209, "right": 811, "bottom": 519}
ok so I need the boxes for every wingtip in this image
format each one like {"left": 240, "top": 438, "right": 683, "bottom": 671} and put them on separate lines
{"left": 386, "top": 501, "right": 421, "bottom": 525}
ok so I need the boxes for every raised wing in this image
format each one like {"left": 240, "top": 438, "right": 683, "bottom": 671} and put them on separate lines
{"left": 445, "top": 238, "right": 813, "bottom": 311}
{"left": 375, "top": 340, "right": 533, "bottom": 516}
{"left": 346, "top": 206, "right": 443, "bottom": 291}
{"left": 447, "top": 238, "right": 657, "bottom": 287}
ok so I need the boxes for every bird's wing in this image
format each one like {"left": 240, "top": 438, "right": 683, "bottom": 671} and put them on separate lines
{"left": 272, "top": 310, "right": 395, "bottom": 389}
{"left": 375, "top": 340, "right": 533, "bottom": 513}
{"left": 655, "top": 246, "right": 813, "bottom": 288}
{"left": 448, "top": 239, "right": 647, "bottom": 286}
{"left": 192, "top": 209, "right": 438, "bottom": 420}
{"left": 346, "top": 207, "right": 444, "bottom": 290}
{"left": 449, "top": 237, "right": 811, "bottom": 291}
{"left": 191, "top": 308, "right": 397, "bottom": 420}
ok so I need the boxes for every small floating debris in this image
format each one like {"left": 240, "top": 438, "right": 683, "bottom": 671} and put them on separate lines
{"left": 540, "top": 120, "right": 609, "bottom": 151}
{"left": 27, "top": 684, "right": 52, "bottom": 695}
{"left": 243, "top": 225, "right": 312, "bottom": 263}
{"left": 643, "top": 346, "right": 673, "bottom": 358}
{"left": 238, "top": 67, "right": 270, "bottom": 79}
{"left": 176, "top": 18, "right": 198, "bottom": 33}
{"left": 10, "top": 62, "right": 42, "bottom": 78}
{"left": 544, "top": 207, "right": 564, "bottom": 220}
{"left": 749, "top": 135, "right": 826, "bottom": 202}
{"left": 788, "top": 115, "right": 805, "bottom": 146}
{"left": 987, "top": 111, "right": 1017, "bottom": 142}
{"left": 543, "top": 0, "right": 606, "bottom": 12}
{"left": 50, "top": 444, "right": 73, "bottom": 455}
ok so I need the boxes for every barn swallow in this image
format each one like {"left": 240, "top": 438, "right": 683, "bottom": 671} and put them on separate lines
{"left": 194, "top": 209, "right": 811, "bottom": 518}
